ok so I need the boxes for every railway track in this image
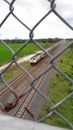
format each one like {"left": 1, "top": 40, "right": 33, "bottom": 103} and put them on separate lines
{"left": 0, "top": 57, "right": 49, "bottom": 111}
{"left": 13, "top": 74, "right": 46, "bottom": 119}
{"left": 0, "top": 61, "right": 39, "bottom": 94}
{"left": 0, "top": 43, "right": 63, "bottom": 119}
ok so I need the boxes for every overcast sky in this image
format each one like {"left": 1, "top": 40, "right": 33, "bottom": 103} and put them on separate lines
{"left": 0, "top": 0, "right": 73, "bottom": 39}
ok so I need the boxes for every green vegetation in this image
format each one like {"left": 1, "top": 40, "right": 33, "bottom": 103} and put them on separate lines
{"left": 38, "top": 42, "right": 73, "bottom": 129}
{"left": 0, "top": 42, "right": 53, "bottom": 66}
{"left": 3, "top": 62, "right": 29, "bottom": 81}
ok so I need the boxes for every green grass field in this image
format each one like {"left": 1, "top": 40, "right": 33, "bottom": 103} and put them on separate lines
{"left": 0, "top": 42, "right": 52, "bottom": 66}
{"left": 38, "top": 42, "right": 73, "bottom": 129}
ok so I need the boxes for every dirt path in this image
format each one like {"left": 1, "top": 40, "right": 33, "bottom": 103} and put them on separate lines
{"left": 0, "top": 54, "right": 34, "bottom": 71}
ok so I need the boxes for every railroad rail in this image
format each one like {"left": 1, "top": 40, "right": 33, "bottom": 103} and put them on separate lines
{"left": 0, "top": 44, "right": 61, "bottom": 118}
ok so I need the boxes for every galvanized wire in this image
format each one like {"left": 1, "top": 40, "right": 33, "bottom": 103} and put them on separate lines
{"left": 0, "top": 0, "right": 73, "bottom": 129}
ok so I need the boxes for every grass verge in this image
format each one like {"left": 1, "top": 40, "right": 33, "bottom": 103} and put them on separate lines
{"left": 38, "top": 42, "right": 73, "bottom": 129}
{"left": 3, "top": 62, "right": 29, "bottom": 81}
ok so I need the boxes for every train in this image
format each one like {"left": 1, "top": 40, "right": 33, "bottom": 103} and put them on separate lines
{"left": 29, "top": 52, "right": 44, "bottom": 65}
{"left": 29, "top": 44, "right": 59, "bottom": 65}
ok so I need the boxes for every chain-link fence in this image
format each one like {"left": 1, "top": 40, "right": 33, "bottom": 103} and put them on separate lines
{"left": 0, "top": 0, "right": 73, "bottom": 129}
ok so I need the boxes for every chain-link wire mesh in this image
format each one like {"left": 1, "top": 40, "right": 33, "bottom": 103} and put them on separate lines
{"left": 0, "top": 0, "right": 73, "bottom": 129}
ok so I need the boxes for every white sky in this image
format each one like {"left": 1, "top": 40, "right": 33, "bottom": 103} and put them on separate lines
{"left": 0, "top": 0, "right": 73, "bottom": 39}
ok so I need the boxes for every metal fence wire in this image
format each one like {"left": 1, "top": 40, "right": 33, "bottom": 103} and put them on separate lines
{"left": 0, "top": 0, "right": 73, "bottom": 129}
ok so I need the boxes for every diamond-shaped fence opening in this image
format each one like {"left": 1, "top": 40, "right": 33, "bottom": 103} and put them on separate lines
{"left": 0, "top": 0, "right": 73, "bottom": 129}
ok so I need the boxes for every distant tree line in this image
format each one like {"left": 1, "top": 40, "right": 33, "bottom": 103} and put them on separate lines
{"left": 36, "top": 38, "right": 62, "bottom": 43}
{"left": 1, "top": 38, "right": 73, "bottom": 44}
